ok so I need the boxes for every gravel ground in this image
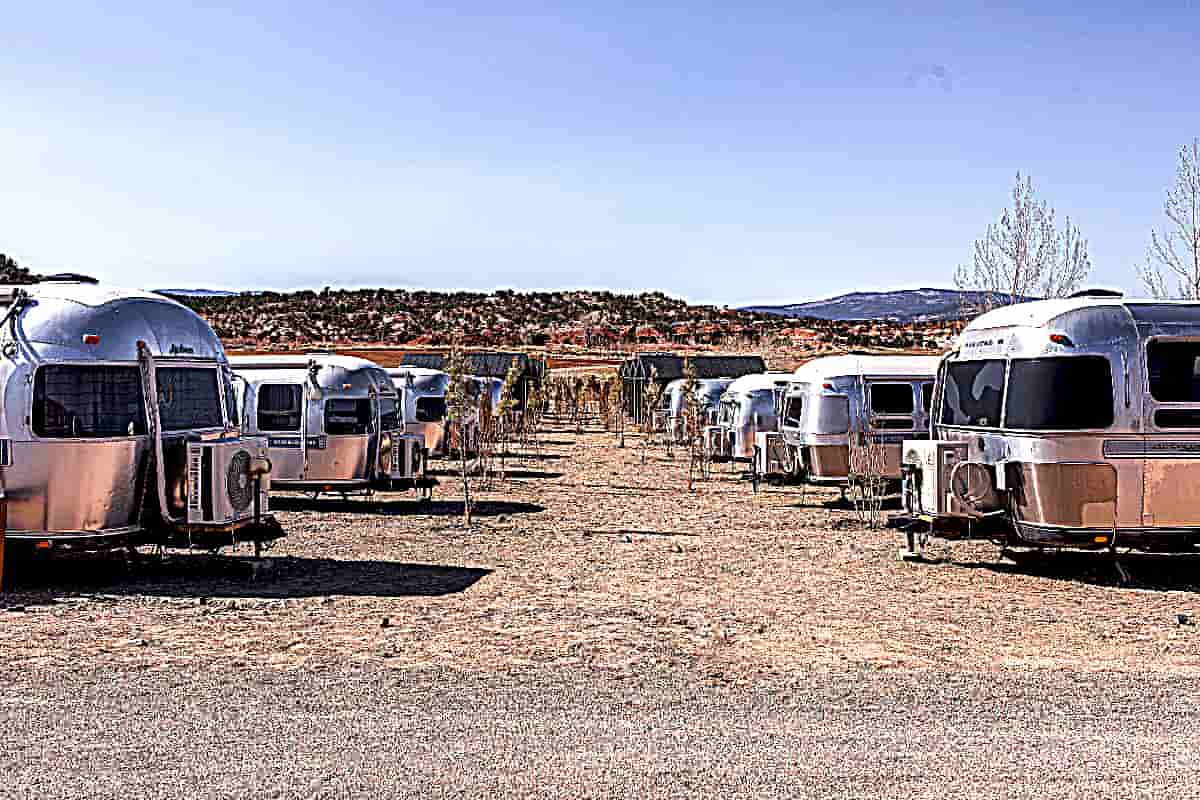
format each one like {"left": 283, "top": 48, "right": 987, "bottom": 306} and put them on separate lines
{"left": 2, "top": 667, "right": 1198, "bottom": 799}
{"left": 4, "top": 419, "right": 1200, "bottom": 796}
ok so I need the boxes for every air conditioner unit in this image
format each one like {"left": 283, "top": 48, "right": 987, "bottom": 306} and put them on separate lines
{"left": 754, "top": 431, "right": 793, "bottom": 478}
{"left": 187, "top": 438, "right": 271, "bottom": 526}
{"left": 901, "top": 440, "right": 969, "bottom": 517}
{"left": 389, "top": 433, "right": 427, "bottom": 480}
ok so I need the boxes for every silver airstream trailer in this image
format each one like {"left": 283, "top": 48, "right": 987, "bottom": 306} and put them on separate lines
{"left": 387, "top": 367, "right": 496, "bottom": 458}
{"left": 0, "top": 278, "right": 278, "bottom": 551}
{"left": 705, "top": 372, "right": 794, "bottom": 462}
{"left": 232, "top": 354, "right": 432, "bottom": 498}
{"left": 387, "top": 367, "right": 450, "bottom": 455}
{"left": 777, "top": 355, "right": 940, "bottom": 486}
{"left": 903, "top": 295, "right": 1200, "bottom": 554}
{"left": 664, "top": 377, "right": 733, "bottom": 443}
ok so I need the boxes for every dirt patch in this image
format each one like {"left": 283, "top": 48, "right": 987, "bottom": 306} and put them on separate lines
{"left": 4, "top": 420, "right": 1200, "bottom": 681}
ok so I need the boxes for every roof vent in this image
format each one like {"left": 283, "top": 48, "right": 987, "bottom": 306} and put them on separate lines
{"left": 1068, "top": 289, "right": 1123, "bottom": 299}
{"left": 38, "top": 273, "right": 100, "bottom": 285}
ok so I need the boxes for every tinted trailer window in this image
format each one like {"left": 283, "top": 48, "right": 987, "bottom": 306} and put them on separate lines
{"left": 257, "top": 384, "right": 303, "bottom": 432}
{"left": 940, "top": 360, "right": 1005, "bottom": 428}
{"left": 34, "top": 365, "right": 147, "bottom": 438}
{"left": 869, "top": 382, "right": 915, "bottom": 430}
{"left": 1004, "top": 357, "right": 1114, "bottom": 430}
{"left": 325, "top": 398, "right": 372, "bottom": 435}
{"left": 156, "top": 368, "right": 224, "bottom": 431}
{"left": 1148, "top": 340, "right": 1200, "bottom": 402}
{"left": 416, "top": 396, "right": 447, "bottom": 422}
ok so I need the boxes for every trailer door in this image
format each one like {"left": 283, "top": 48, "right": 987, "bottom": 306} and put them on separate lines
{"left": 1142, "top": 339, "right": 1200, "bottom": 528}
{"left": 256, "top": 382, "right": 306, "bottom": 482}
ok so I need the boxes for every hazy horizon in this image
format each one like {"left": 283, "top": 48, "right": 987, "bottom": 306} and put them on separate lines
{"left": 4, "top": 2, "right": 1196, "bottom": 306}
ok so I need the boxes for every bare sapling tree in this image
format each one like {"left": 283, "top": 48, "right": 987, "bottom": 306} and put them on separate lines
{"left": 640, "top": 367, "right": 663, "bottom": 465}
{"left": 606, "top": 374, "right": 625, "bottom": 448}
{"left": 955, "top": 172, "right": 1091, "bottom": 312}
{"left": 1138, "top": 138, "right": 1200, "bottom": 299}
{"left": 520, "top": 380, "right": 543, "bottom": 459}
{"left": 848, "top": 378, "right": 888, "bottom": 528}
{"left": 443, "top": 337, "right": 473, "bottom": 525}
{"left": 495, "top": 357, "right": 521, "bottom": 479}
{"left": 682, "top": 356, "right": 707, "bottom": 490}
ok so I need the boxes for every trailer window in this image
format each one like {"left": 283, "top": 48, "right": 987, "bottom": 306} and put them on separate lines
{"left": 870, "top": 383, "right": 914, "bottom": 415}
{"left": 1005, "top": 357, "right": 1113, "bottom": 430}
{"left": 782, "top": 396, "right": 804, "bottom": 427}
{"left": 1154, "top": 409, "right": 1200, "bottom": 428}
{"left": 257, "top": 384, "right": 302, "bottom": 432}
{"left": 940, "top": 360, "right": 1004, "bottom": 428}
{"left": 416, "top": 396, "right": 446, "bottom": 422}
{"left": 379, "top": 396, "right": 400, "bottom": 431}
{"left": 1148, "top": 340, "right": 1200, "bottom": 402}
{"left": 921, "top": 382, "right": 934, "bottom": 413}
{"left": 34, "top": 365, "right": 147, "bottom": 438}
{"left": 156, "top": 368, "right": 224, "bottom": 431}
{"left": 325, "top": 398, "right": 371, "bottom": 435}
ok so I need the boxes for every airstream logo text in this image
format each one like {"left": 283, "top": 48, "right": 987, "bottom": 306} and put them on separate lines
{"left": 169, "top": 344, "right": 195, "bottom": 355}
{"left": 267, "top": 436, "right": 327, "bottom": 450}
{"left": 1103, "top": 440, "right": 1200, "bottom": 458}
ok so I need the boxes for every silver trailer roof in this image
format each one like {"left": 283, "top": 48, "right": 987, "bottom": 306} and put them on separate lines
{"left": 0, "top": 281, "right": 226, "bottom": 362}
{"left": 387, "top": 366, "right": 450, "bottom": 394}
{"left": 230, "top": 353, "right": 395, "bottom": 395}
{"left": 724, "top": 372, "right": 794, "bottom": 395}
{"left": 955, "top": 298, "right": 1200, "bottom": 361}
{"left": 791, "top": 354, "right": 941, "bottom": 383}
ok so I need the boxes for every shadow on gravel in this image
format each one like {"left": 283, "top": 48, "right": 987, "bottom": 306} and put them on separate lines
{"left": 490, "top": 452, "right": 565, "bottom": 461}
{"left": 954, "top": 551, "right": 1200, "bottom": 592}
{"left": 3, "top": 553, "right": 493, "bottom": 600}
{"left": 270, "top": 497, "right": 546, "bottom": 517}
{"left": 483, "top": 470, "right": 564, "bottom": 481}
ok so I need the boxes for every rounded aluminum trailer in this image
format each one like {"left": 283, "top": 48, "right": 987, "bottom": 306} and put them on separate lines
{"left": 713, "top": 372, "right": 794, "bottom": 460}
{"left": 664, "top": 377, "right": 733, "bottom": 442}
{"left": 0, "top": 280, "right": 277, "bottom": 548}
{"left": 388, "top": 367, "right": 450, "bottom": 454}
{"left": 386, "top": 368, "right": 491, "bottom": 457}
{"left": 778, "top": 354, "right": 940, "bottom": 485}
{"left": 233, "top": 354, "right": 423, "bottom": 495}
{"left": 914, "top": 297, "right": 1200, "bottom": 552}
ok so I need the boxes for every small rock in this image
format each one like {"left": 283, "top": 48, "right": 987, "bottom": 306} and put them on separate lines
{"left": 127, "top": 638, "right": 148, "bottom": 647}
{"left": 381, "top": 617, "right": 391, "bottom": 629}
{"left": 673, "top": 543, "right": 684, "bottom": 554}
{"left": 621, "top": 534, "right": 633, "bottom": 543}
{"left": 321, "top": 596, "right": 335, "bottom": 605}
{"left": 198, "top": 597, "right": 209, "bottom": 606}
{"left": 1177, "top": 614, "right": 1193, "bottom": 626}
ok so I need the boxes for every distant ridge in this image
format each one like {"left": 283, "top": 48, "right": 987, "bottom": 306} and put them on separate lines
{"left": 158, "top": 288, "right": 240, "bottom": 297}
{"left": 743, "top": 288, "right": 1032, "bottom": 323}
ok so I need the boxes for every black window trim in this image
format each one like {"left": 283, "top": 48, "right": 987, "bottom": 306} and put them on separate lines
{"left": 866, "top": 380, "right": 918, "bottom": 429}
{"left": 1001, "top": 354, "right": 1116, "bottom": 433}
{"left": 255, "top": 380, "right": 305, "bottom": 433}
{"left": 154, "top": 363, "right": 227, "bottom": 433}
{"left": 1145, "top": 335, "right": 1200, "bottom": 430}
{"left": 30, "top": 361, "right": 149, "bottom": 441}
{"left": 936, "top": 358, "right": 1009, "bottom": 432}
{"left": 324, "top": 396, "right": 373, "bottom": 436}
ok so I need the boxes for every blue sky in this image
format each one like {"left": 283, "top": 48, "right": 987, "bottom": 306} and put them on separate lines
{"left": 2, "top": 1, "right": 1197, "bottom": 305}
